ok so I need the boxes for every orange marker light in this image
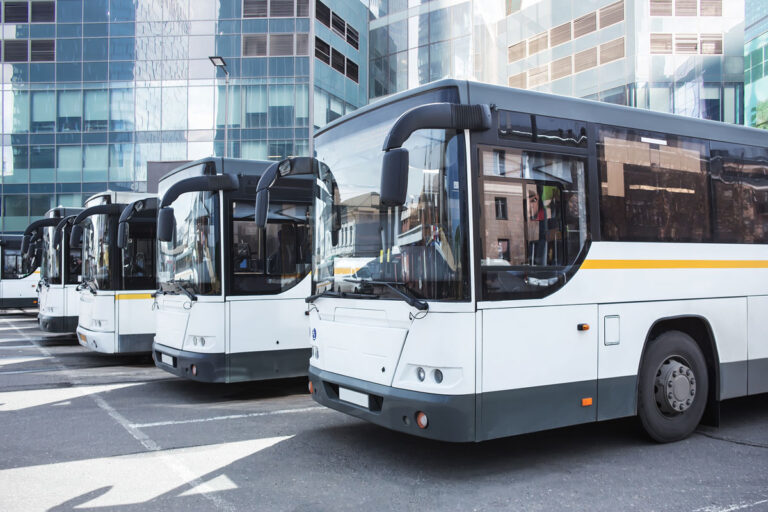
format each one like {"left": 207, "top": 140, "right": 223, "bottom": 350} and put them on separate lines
{"left": 577, "top": 323, "right": 590, "bottom": 331}
{"left": 581, "top": 397, "right": 593, "bottom": 407}
{"left": 308, "top": 381, "right": 314, "bottom": 394}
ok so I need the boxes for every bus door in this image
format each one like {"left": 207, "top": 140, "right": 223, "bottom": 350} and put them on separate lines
{"left": 476, "top": 145, "right": 597, "bottom": 439}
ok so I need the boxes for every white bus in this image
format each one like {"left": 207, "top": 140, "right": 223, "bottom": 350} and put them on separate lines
{"left": 0, "top": 235, "right": 39, "bottom": 309}
{"left": 73, "top": 191, "right": 158, "bottom": 354}
{"left": 152, "top": 157, "right": 312, "bottom": 382}
{"left": 24, "top": 207, "right": 84, "bottom": 332}
{"left": 273, "top": 80, "right": 768, "bottom": 443}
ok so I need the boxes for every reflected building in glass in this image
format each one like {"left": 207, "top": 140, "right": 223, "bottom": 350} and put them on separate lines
{"left": 745, "top": 0, "right": 768, "bottom": 128}
{"left": 505, "top": 0, "right": 744, "bottom": 123}
{"left": 1, "top": 0, "right": 368, "bottom": 232}
{"left": 366, "top": 0, "right": 506, "bottom": 100}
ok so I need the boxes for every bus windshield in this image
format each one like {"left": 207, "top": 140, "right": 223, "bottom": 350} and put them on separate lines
{"left": 41, "top": 226, "right": 61, "bottom": 285}
{"left": 82, "top": 214, "right": 112, "bottom": 290}
{"left": 157, "top": 190, "right": 221, "bottom": 296}
{"left": 313, "top": 91, "right": 470, "bottom": 302}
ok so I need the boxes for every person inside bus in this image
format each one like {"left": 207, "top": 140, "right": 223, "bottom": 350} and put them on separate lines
{"left": 526, "top": 187, "right": 547, "bottom": 265}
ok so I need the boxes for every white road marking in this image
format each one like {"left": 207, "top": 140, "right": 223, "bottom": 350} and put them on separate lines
{"left": 179, "top": 474, "right": 239, "bottom": 497}
{"left": 130, "top": 405, "right": 327, "bottom": 428}
{"left": 693, "top": 499, "right": 768, "bottom": 512}
{"left": 0, "top": 314, "right": 253, "bottom": 511}
{"left": 0, "top": 345, "right": 39, "bottom": 349}
{"left": 0, "top": 325, "right": 40, "bottom": 331}
{"left": 0, "top": 383, "right": 142, "bottom": 412}
{"left": 0, "top": 356, "right": 47, "bottom": 367}
{"left": 0, "top": 436, "right": 291, "bottom": 511}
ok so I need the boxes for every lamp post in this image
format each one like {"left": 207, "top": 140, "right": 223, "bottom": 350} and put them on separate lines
{"left": 209, "top": 56, "right": 229, "bottom": 158}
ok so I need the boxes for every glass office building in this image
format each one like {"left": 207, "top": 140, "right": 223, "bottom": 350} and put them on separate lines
{"left": 367, "top": 0, "right": 505, "bottom": 100}
{"left": 0, "top": 0, "right": 367, "bottom": 232}
{"left": 745, "top": 0, "right": 768, "bottom": 128}
{"left": 505, "top": 0, "right": 744, "bottom": 123}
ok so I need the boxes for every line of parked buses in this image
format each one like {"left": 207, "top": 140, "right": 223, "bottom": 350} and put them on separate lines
{"left": 4, "top": 80, "right": 768, "bottom": 444}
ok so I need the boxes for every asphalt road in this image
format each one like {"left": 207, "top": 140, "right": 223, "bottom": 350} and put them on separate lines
{"left": 0, "top": 309, "right": 766, "bottom": 512}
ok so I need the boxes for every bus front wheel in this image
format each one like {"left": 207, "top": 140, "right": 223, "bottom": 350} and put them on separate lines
{"left": 637, "top": 330, "right": 708, "bottom": 443}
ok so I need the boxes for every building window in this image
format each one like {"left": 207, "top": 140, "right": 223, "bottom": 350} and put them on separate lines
{"left": 315, "top": 37, "right": 330, "bottom": 64}
{"left": 331, "top": 12, "right": 345, "bottom": 38}
{"left": 243, "top": 0, "right": 268, "bottom": 18}
{"left": 494, "top": 197, "right": 508, "bottom": 220}
{"left": 574, "top": 47, "right": 597, "bottom": 72}
{"left": 497, "top": 239, "right": 511, "bottom": 261}
{"left": 296, "top": 33, "right": 308, "bottom": 55}
{"left": 700, "top": 34, "right": 722, "bottom": 54}
{"left": 331, "top": 48, "right": 345, "bottom": 74}
{"left": 700, "top": 0, "right": 722, "bottom": 16}
{"left": 675, "top": 34, "right": 698, "bottom": 54}
{"left": 600, "top": 38, "right": 624, "bottom": 64}
{"left": 527, "top": 65, "right": 548, "bottom": 88}
{"left": 650, "top": 33, "right": 673, "bottom": 54}
{"left": 675, "top": 0, "right": 697, "bottom": 16}
{"left": 270, "top": 0, "right": 294, "bottom": 17}
{"left": 599, "top": 1, "right": 624, "bottom": 29}
{"left": 550, "top": 22, "right": 571, "bottom": 47}
{"left": 573, "top": 12, "right": 597, "bottom": 38}
{"left": 550, "top": 56, "right": 572, "bottom": 81}
{"left": 346, "top": 58, "right": 358, "bottom": 83}
{"left": 297, "top": 0, "right": 309, "bottom": 17}
{"left": 30, "top": 40, "right": 54, "bottom": 61}
{"left": 30, "top": 1, "right": 55, "bottom": 22}
{"left": 508, "top": 72, "right": 527, "bottom": 89}
{"left": 346, "top": 26, "right": 359, "bottom": 50}
{"left": 243, "top": 34, "right": 268, "bottom": 57}
{"left": 4, "top": 2, "right": 28, "bottom": 23}
{"left": 4, "top": 40, "right": 27, "bottom": 62}
{"left": 649, "top": 0, "right": 672, "bottom": 16}
{"left": 269, "top": 34, "right": 294, "bottom": 56}
{"left": 527, "top": 32, "right": 548, "bottom": 56}
{"left": 316, "top": 0, "right": 330, "bottom": 27}
{"left": 507, "top": 41, "right": 525, "bottom": 63}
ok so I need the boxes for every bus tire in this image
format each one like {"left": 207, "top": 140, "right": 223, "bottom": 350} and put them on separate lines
{"left": 637, "top": 330, "right": 708, "bottom": 443}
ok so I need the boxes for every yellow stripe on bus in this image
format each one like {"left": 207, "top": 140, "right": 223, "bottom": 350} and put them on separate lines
{"left": 115, "top": 293, "right": 153, "bottom": 300}
{"left": 582, "top": 259, "right": 768, "bottom": 270}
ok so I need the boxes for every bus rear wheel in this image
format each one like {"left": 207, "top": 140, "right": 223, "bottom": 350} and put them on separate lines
{"left": 637, "top": 330, "right": 708, "bottom": 443}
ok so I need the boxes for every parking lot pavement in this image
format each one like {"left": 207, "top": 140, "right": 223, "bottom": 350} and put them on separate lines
{"left": 0, "top": 309, "right": 766, "bottom": 512}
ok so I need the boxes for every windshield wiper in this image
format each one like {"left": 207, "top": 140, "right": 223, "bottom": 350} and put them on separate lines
{"left": 158, "top": 280, "right": 198, "bottom": 302}
{"left": 345, "top": 278, "right": 428, "bottom": 311}
{"left": 305, "top": 289, "right": 379, "bottom": 303}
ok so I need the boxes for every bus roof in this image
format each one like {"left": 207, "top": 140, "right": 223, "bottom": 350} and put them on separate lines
{"left": 317, "top": 79, "right": 768, "bottom": 148}
{"left": 83, "top": 191, "right": 156, "bottom": 207}
{"left": 159, "top": 157, "right": 274, "bottom": 183}
{"left": 44, "top": 207, "right": 84, "bottom": 220}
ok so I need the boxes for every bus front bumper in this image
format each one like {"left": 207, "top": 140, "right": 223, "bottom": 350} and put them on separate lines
{"left": 309, "top": 366, "right": 476, "bottom": 443}
{"left": 77, "top": 327, "right": 153, "bottom": 354}
{"left": 153, "top": 343, "right": 227, "bottom": 383}
{"left": 38, "top": 314, "right": 78, "bottom": 333}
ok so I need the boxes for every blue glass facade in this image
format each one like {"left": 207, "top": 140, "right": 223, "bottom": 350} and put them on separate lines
{"left": 745, "top": 0, "right": 768, "bottom": 128}
{"left": 0, "top": 0, "right": 367, "bottom": 232}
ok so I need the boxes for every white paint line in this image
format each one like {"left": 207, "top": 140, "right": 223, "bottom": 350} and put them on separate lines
{"left": 130, "top": 406, "right": 327, "bottom": 428}
{"left": 0, "top": 345, "right": 38, "bottom": 349}
{"left": 694, "top": 499, "right": 768, "bottom": 512}
{"left": 0, "top": 383, "right": 142, "bottom": 412}
{"left": 0, "top": 436, "right": 290, "bottom": 511}
{"left": 0, "top": 356, "right": 47, "bottom": 367}
{"left": 0, "top": 316, "right": 243, "bottom": 511}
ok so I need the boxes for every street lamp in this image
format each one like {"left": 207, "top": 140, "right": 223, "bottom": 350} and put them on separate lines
{"left": 209, "top": 56, "right": 229, "bottom": 158}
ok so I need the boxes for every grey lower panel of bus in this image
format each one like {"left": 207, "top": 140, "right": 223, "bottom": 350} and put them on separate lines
{"left": 117, "top": 334, "right": 154, "bottom": 354}
{"left": 748, "top": 358, "right": 768, "bottom": 395}
{"left": 0, "top": 297, "right": 37, "bottom": 309}
{"left": 38, "top": 314, "right": 78, "bottom": 333}
{"left": 153, "top": 343, "right": 310, "bottom": 383}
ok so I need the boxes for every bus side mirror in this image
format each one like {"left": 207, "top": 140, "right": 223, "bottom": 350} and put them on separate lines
{"left": 117, "top": 222, "right": 128, "bottom": 249}
{"left": 380, "top": 148, "right": 409, "bottom": 207}
{"left": 21, "top": 235, "right": 30, "bottom": 254}
{"left": 70, "top": 225, "right": 83, "bottom": 249}
{"left": 157, "top": 207, "right": 175, "bottom": 242}
{"left": 254, "top": 189, "right": 269, "bottom": 229}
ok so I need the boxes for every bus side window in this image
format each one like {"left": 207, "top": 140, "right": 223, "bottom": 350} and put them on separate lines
{"left": 480, "top": 147, "right": 587, "bottom": 300}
